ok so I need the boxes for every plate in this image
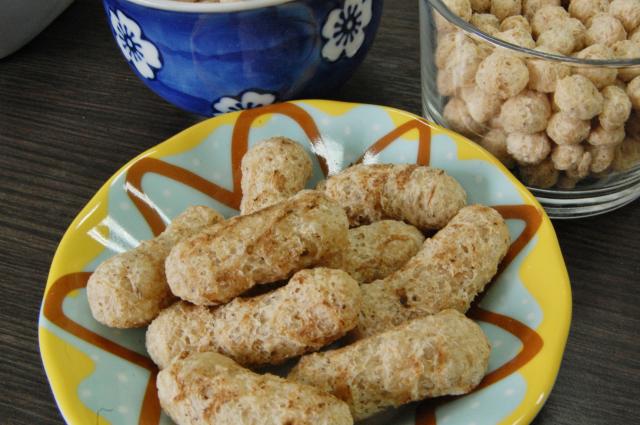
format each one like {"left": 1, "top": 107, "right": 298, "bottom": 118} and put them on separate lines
{"left": 39, "top": 99, "right": 571, "bottom": 425}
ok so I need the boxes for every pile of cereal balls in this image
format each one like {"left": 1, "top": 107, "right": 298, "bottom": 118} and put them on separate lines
{"left": 435, "top": 0, "right": 640, "bottom": 189}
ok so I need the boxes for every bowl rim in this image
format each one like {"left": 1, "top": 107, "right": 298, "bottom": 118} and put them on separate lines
{"left": 427, "top": 0, "right": 640, "bottom": 67}
{"left": 123, "top": 0, "right": 296, "bottom": 13}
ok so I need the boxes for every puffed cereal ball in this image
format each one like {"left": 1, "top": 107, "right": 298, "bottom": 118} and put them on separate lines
{"left": 479, "top": 129, "right": 516, "bottom": 167}
{"left": 609, "top": 0, "right": 640, "bottom": 33}
{"left": 551, "top": 144, "right": 585, "bottom": 170}
{"left": 523, "top": 0, "right": 561, "bottom": 21}
{"left": 527, "top": 48, "right": 572, "bottom": 93}
{"left": 499, "top": 90, "right": 551, "bottom": 133}
{"left": 500, "top": 15, "right": 532, "bottom": 32}
{"left": 546, "top": 112, "right": 592, "bottom": 144}
{"left": 554, "top": 74, "right": 604, "bottom": 119}
{"left": 630, "top": 27, "right": 640, "bottom": 43}
{"left": 587, "top": 125, "right": 626, "bottom": 146}
{"left": 568, "top": 0, "right": 609, "bottom": 26}
{"left": 599, "top": 85, "right": 632, "bottom": 130}
{"left": 446, "top": 42, "right": 485, "bottom": 90}
{"left": 587, "top": 144, "right": 617, "bottom": 172}
{"left": 436, "top": 0, "right": 473, "bottom": 34}
{"left": 573, "top": 44, "right": 618, "bottom": 88}
{"left": 436, "top": 31, "right": 471, "bottom": 69}
{"left": 532, "top": 6, "right": 570, "bottom": 37}
{"left": 437, "top": 68, "right": 457, "bottom": 96}
{"left": 627, "top": 75, "right": 640, "bottom": 109}
{"left": 612, "top": 40, "right": 640, "bottom": 82}
{"left": 471, "top": 13, "right": 501, "bottom": 35}
{"left": 537, "top": 27, "right": 579, "bottom": 55}
{"left": 565, "top": 151, "right": 593, "bottom": 179}
{"left": 471, "top": 0, "right": 493, "bottom": 12}
{"left": 495, "top": 28, "right": 536, "bottom": 48}
{"left": 443, "top": 98, "right": 488, "bottom": 136}
{"left": 585, "top": 13, "right": 627, "bottom": 47}
{"left": 476, "top": 52, "right": 529, "bottom": 99}
{"left": 565, "top": 18, "right": 589, "bottom": 51}
{"left": 519, "top": 159, "right": 560, "bottom": 187}
{"left": 506, "top": 132, "right": 552, "bottom": 164}
{"left": 491, "top": 0, "right": 522, "bottom": 20}
{"left": 460, "top": 86, "right": 504, "bottom": 123}
{"left": 612, "top": 137, "right": 640, "bottom": 171}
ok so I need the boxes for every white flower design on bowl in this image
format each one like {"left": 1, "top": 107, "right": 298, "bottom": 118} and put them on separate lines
{"left": 212, "top": 91, "right": 277, "bottom": 116}
{"left": 109, "top": 9, "right": 162, "bottom": 80}
{"left": 321, "top": 0, "right": 373, "bottom": 62}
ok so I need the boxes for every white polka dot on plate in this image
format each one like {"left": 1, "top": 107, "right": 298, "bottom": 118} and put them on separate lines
{"left": 527, "top": 312, "right": 536, "bottom": 321}
{"left": 446, "top": 152, "right": 454, "bottom": 160}
{"left": 80, "top": 388, "right": 92, "bottom": 398}
{"left": 505, "top": 388, "right": 515, "bottom": 396}
{"left": 117, "top": 405, "right": 129, "bottom": 414}
{"left": 119, "top": 202, "right": 130, "bottom": 211}
{"left": 117, "top": 372, "right": 128, "bottom": 383}
{"left": 162, "top": 189, "right": 171, "bottom": 198}
{"left": 344, "top": 126, "right": 352, "bottom": 135}
{"left": 191, "top": 158, "right": 201, "bottom": 167}
{"left": 475, "top": 175, "right": 483, "bottom": 184}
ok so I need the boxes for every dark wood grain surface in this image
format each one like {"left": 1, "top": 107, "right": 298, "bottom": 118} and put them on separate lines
{"left": 1, "top": 0, "right": 638, "bottom": 424}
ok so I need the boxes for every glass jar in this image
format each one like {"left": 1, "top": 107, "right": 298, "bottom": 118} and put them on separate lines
{"left": 420, "top": 0, "right": 640, "bottom": 218}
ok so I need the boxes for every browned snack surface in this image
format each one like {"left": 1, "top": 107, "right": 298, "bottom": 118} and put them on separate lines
{"left": 86, "top": 206, "right": 224, "bottom": 328}
{"left": 289, "top": 310, "right": 491, "bottom": 421}
{"left": 146, "top": 268, "right": 361, "bottom": 368}
{"left": 158, "top": 352, "right": 354, "bottom": 425}
{"left": 165, "top": 190, "right": 349, "bottom": 305}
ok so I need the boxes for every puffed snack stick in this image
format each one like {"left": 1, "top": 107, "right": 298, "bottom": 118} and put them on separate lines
{"left": 165, "top": 190, "right": 349, "bottom": 305}
{"left": 240, "top": 136, "right": 312, "bottom": 215}
{"left": 356, "top": 204, "right": 510, "bottom": 338}
{"left": 321, "top": 163, "right": 467, "bottom": 231}
{"left": 158, "top": 352, "right": 354, "bottom": 425}
{"left": 321, "top": 220, "right": 425, "bottom": 283}
{"left": 146, "top": 268, "right": 361, "bottom": 369}
{"left": 87, "top": 205, "right": 224, "bottom": 328}
{"left": 288, "top": 309, "right": 490, "bottom": 421}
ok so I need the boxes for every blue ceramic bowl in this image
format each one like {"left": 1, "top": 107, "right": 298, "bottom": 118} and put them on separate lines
{"left": 102, "top": 0, "right": 383, "bottom": 116}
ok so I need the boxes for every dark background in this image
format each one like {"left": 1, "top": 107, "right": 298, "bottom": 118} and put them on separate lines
{"left": 1, "top": 0, "right": 639, "bottom": 423}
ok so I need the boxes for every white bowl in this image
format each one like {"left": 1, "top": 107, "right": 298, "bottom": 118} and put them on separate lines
{"left": 0, "top": 0, "right": 74, "bottom": 59}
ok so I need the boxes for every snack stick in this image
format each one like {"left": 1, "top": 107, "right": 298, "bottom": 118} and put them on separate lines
{"left": 288, "top": 310, "right": 491, "bottom": 421}
{"left": 240, "top": 137, "right": 312, "bottom": 215}
{"left": 147, "top": 268, "right": 361, "bottom": 369}
{"left": 158, "top": 352, "right": 354, "bottom": 425}
{"left": 356, "top": 204, "right": 510, "bottom": 338}
{"left": 87, "top": 206, "right": 224, "bottom": 328}
{"left": 322, "top": 164, "right": 467, "bottom": 231}
{"left": 166, "top": 190, "right": 349, "bottom": 305}
{"left": 321, "top": 220, "right": 425, "bottom": 283}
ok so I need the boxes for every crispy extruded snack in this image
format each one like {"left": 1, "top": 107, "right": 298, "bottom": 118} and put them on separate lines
{"left": 158, "top": 352, "right": 353, "bottom": 425}
{"left": 321, "top": 221, "right": 425, "bottom": 283}
{"left": 166, "top": 190, "right": 349, "bottom": 305}
{"left": 356, "top": 205, "right": 510, "bottom": 338}
{"left": 146, "top": 268, "right": 361, "bottom": 369}
{"left": 289, "top": 310, "right": 491, "bottom": 421}
{"left": 86, "top": 206, "right": 224, "bottom": 328}
{"left": 240, "top": 137, "right": 313, "bottom": 215}
{"left": 322, "top": 164, "right": 467, "bottom": 231}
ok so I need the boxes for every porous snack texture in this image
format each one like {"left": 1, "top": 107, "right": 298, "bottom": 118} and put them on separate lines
{"left": 434, "top": 0, "right": 640, "bottom": 188}
{"left": 356, "top": 205, "right": 510, "bottom": 338}
{"left": 146, "top": 268, "right": 361, "bottom": 368}
{"left": 288, "top": 310, "right": 491, "bottom": 421}
{"left": 240, "top": 136, "right": 312, "bottom": 215}
{"left": 158, "top": 352, "right": 354, "bottom": 425}
{"left": 322, "top": 163, "right": 467, "bottom": 231}
{"left": 87, "top": 206, "right": 224, "bottom": 328}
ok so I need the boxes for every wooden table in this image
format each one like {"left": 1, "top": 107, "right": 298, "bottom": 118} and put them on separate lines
{"left": 1, "top": 0, "right": 638, "bottom": 423}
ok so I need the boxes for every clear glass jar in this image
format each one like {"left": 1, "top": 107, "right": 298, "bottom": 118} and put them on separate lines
{"left": 420, "top": 0, "right": 640, "bottom": 218}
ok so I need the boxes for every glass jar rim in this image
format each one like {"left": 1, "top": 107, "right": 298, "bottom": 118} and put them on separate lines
{"left": 427, "top": 0, "right": 640, "bottom": 68}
